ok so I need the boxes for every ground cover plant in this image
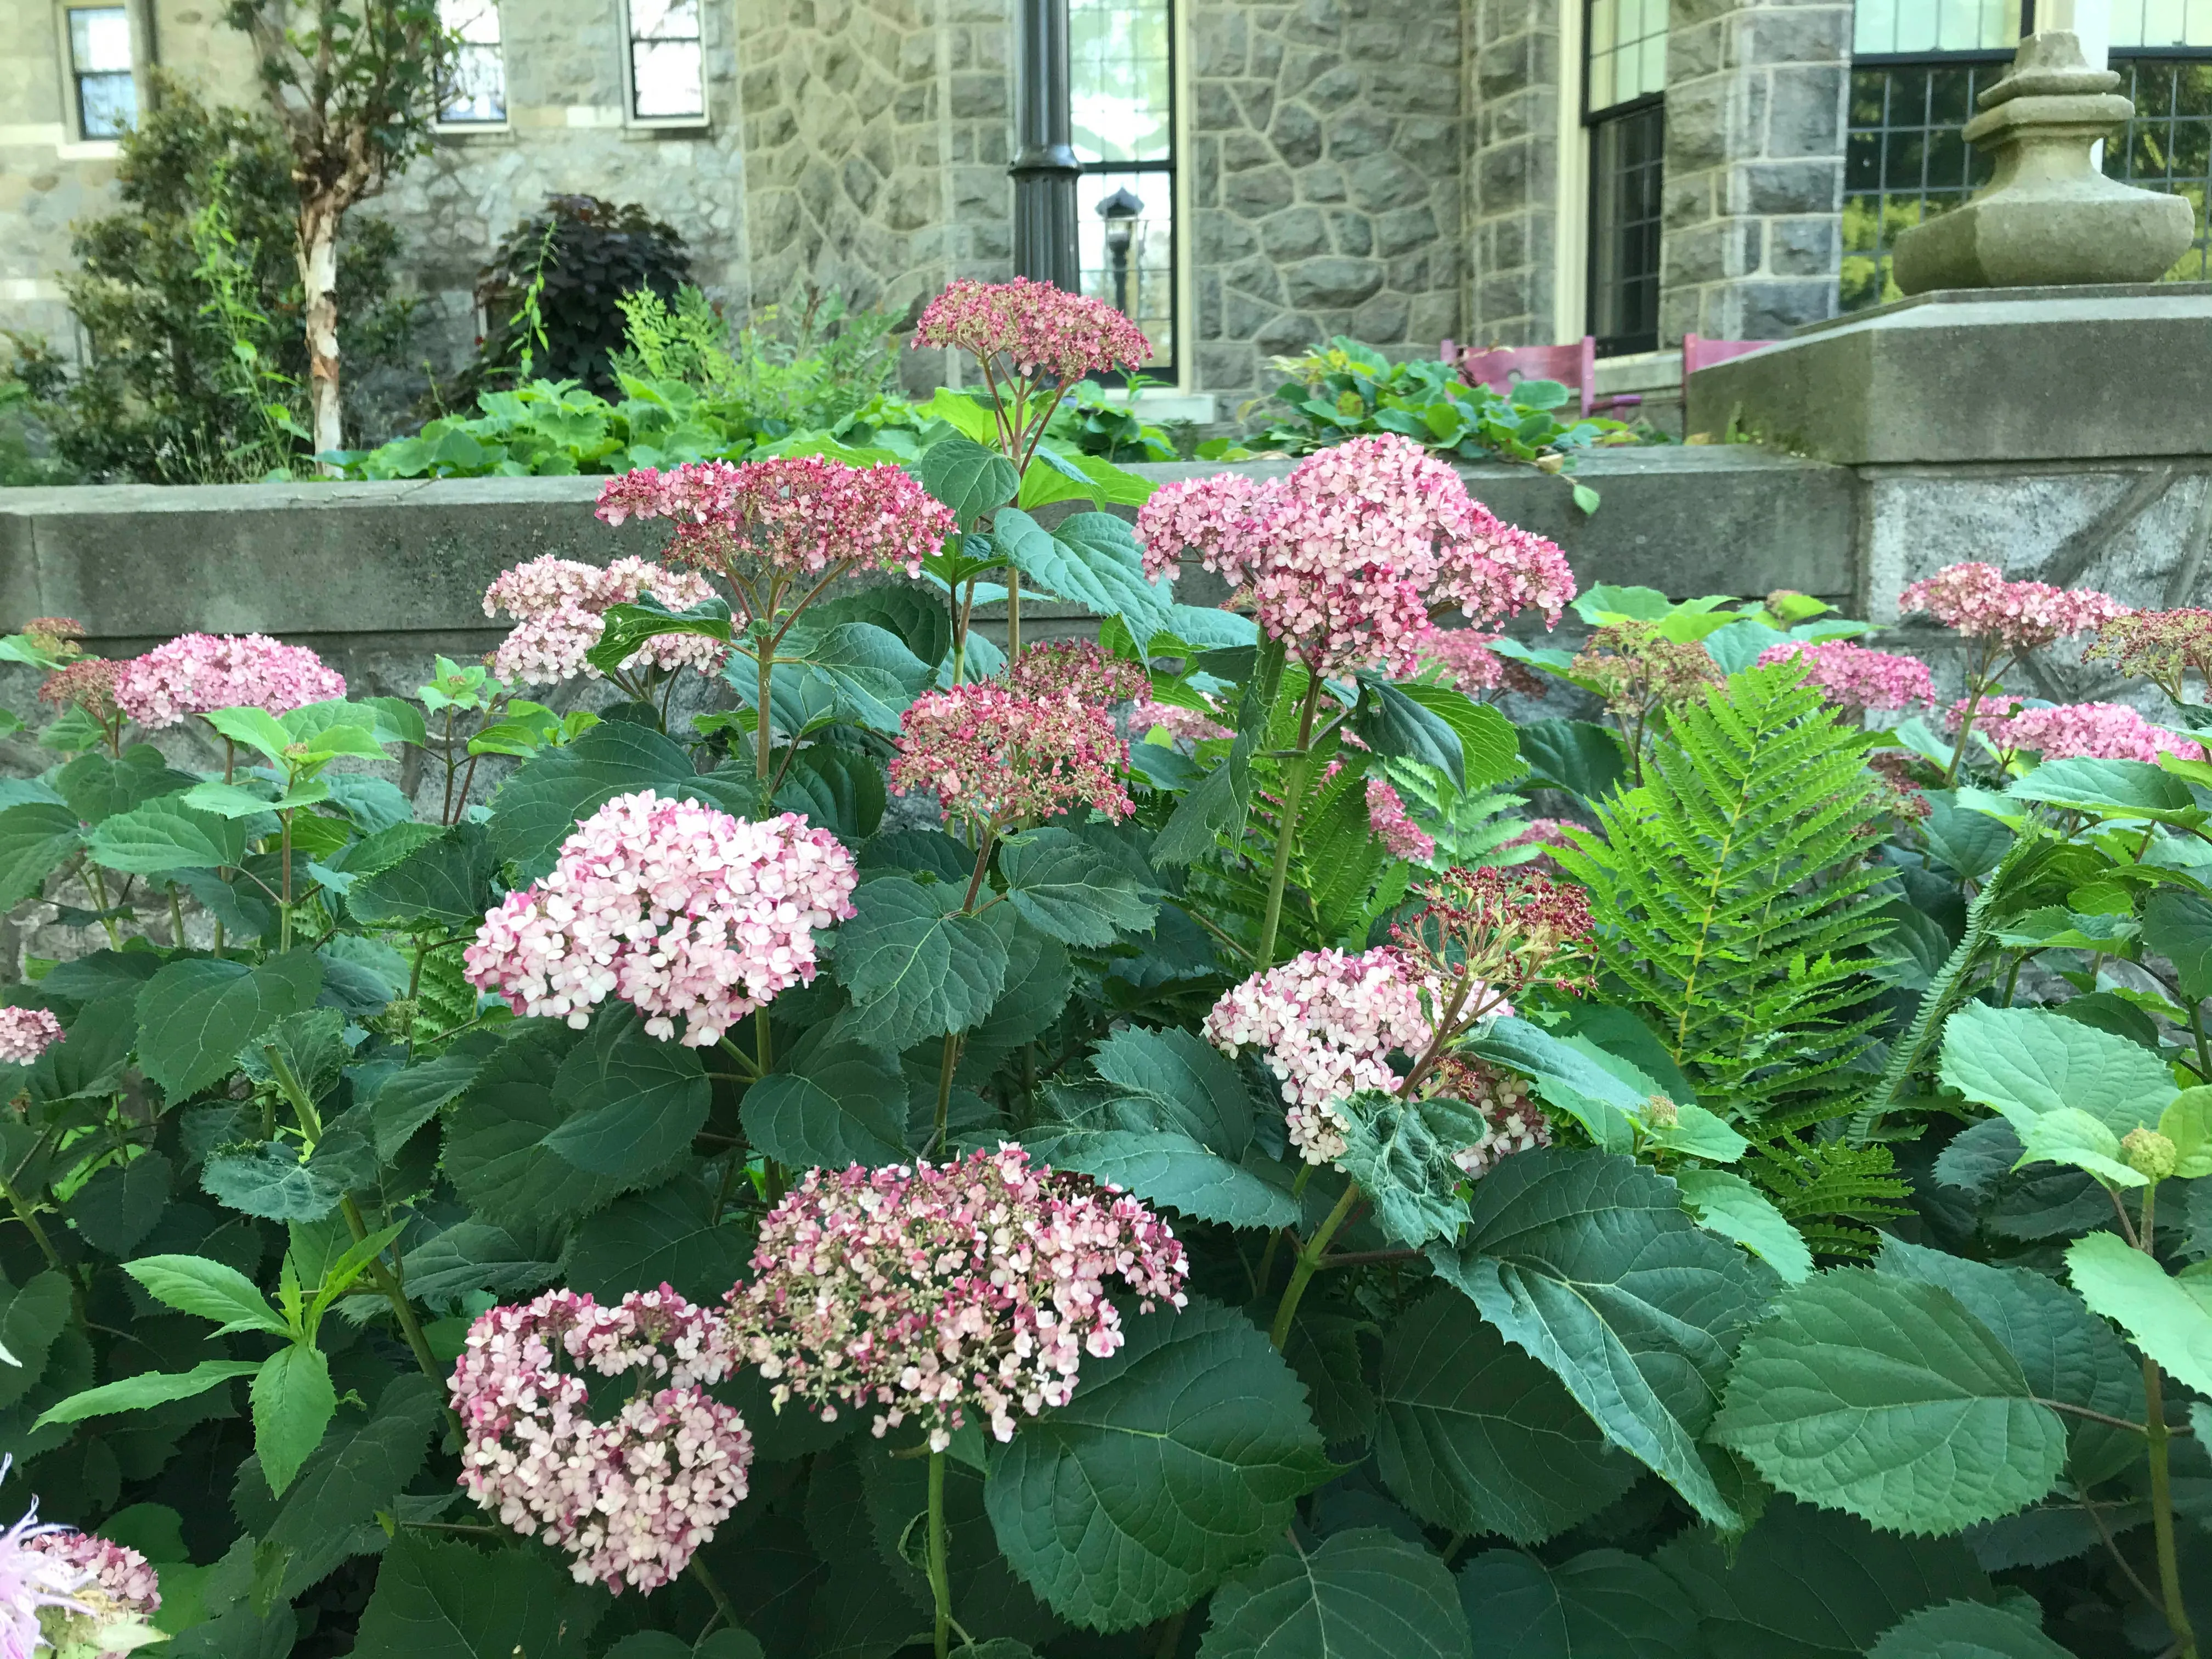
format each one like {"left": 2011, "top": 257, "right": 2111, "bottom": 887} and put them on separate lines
{"left": 0, "top": 281, "right": 2207, "bottom": 1659}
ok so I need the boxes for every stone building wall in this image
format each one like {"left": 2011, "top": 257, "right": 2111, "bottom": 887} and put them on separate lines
{"left": 1462, "top": 0, "right": 1564, "bottom": 348}
{"left": 1660, "top": 0, "right": 1852, "bottom": 342}
{"left": 1185, "top": 0, "right": 1465, "bottom": 402}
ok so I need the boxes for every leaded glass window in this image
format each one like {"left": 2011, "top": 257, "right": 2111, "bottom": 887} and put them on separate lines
{"left": 438, "top": 0, "right": 506, "bottom": 125}
{"left": 67, "top": 7, "right": 136, "bottom": 139}
{"left": 1585, "top": 0, "right": 1665, "bottom": 354}
{"left": 629, "top": 0, "right": 704, "bottom": 122}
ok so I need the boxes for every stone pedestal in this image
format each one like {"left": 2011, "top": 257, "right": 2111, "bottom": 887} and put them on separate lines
{"left": 1891, "top": 31, "right": 2193, "bottom": 293}
{"left": 1683, "top": 283, "right": 2212, "bottom": 466}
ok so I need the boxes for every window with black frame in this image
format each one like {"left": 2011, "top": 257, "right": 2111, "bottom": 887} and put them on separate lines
{"left": 1585, "top": 0, "right": 1666, "bottom": 356}
{"left": 1070, "top": 0, "right": 1176, "bottom": 378}
{"left": 2106, "top": 1, "right": 2212, "bottom": 279}
{"left": 438, "top": 0, "right": 506, "bottom": 125}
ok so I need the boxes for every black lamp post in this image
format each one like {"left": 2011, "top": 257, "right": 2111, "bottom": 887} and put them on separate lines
{"left": 1096, "top": 187, "right": 1142, "bottom": 317}
{"left": 1011, "top": 0, "right": 1080, "bottom": 289}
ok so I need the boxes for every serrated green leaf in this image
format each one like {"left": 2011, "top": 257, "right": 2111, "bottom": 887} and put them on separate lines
{"left": 135, "top": 952, "right": 323, "bottom": 1099}
{"left": 125, "top": 1254, "right": 286, "bottom": 1336}
{"left": 251, "top": 1343, "right": 336, "bottom": 1497}
{"left": 1712, "top": 1269, "right": 2066, "bottom": 1534}
{"left": 1427, "top": 1149, "right": 1775, "bottom": 1527}
{"left": 351, "top": 1533, "right": 599, "bottom": 1659}
{"left": 775, "top": 622, "right": 934, "bottom": 735}
{"left": 2067, "top": 1229, "right": 2212, "bottom": 1396}
{"left": 368, "top": 1031, "right": 504, "bottom": 1160}
{"left": 443, "top": 1022, "right": 637, "bottom": 1228}
{"left": 2145, "top": 889, "right": 2212, "bottom": 1003}
{"left": 35, "top": 1359, "right": 262, "bottom": 1429}
{"left": 0, "top": 1273, "right": 72, "bottom": 1409}
{"left": 559, "top": 1175, "right": 751, "bottom": 1310}
{"left": 1677, "top": 1169, "right": 1814, "bottom": 1282}
{"left": 2163, "top": 1086, "right": 2212, "bottom": 1178}
{"left": 741, "top": 1038, "right": 910, "bottom": 1169}
{"left": 204, "top": 706, "right": 292, "bottom": 763}
{"left": 996, "top": 507, "right": 1171, "bottom": 639}
{"left": 1514, "top": 720, "right": 1626, "bottom": 802}
{"left": 586, "top": 594, "right": 734, "bottom": 678}
{"left": 0, "top": 802, "right": 86, "bottom": 903}
{"left": 919, "top": 435, "right": 1020, "bottom": 529}
{"left": 1092, "top": 1026, "right": 1254, "bottom": 1159}
{"left": 1865, "top": 1600, "right": 2075, "bottom": 1659}
{"left": 1351, "top": 673, "right": 1464, "bottom": 791}
{"left": 1938, "top": 1002, "right": 2174, "bottom": 1139}
{"left": 2007, "top": 757, "right": 2200, "bottom": 822}
{"left": 544, "top": 1005, "right": 711, "bottom": 1178}
{"left": 836, "top": 877, "right": 1012, "bottom": 1048}
{"left": 997, "top": 828, "right": 1158, "bottom": 945}
{"left": 1877, "top": 1237, "right": 2146, "bottom": 1488}
{"left": 1374, "top": 1290, "right": 1639, "bottom": 1544}
{"left": 1390, "top": 684, "right": 1523, "bottom": 791}
{"left": 2012, "top": 1105, "right": 2147, "bottom": 1187}
{"left": 63, "top": 1146, "right": 172, "bottom": 1256}
{"left": 202, "top": 1140, "right": 345, "bottom": 1223}
{"left": 984, "top": 1298, "right": 1333, "bottom": 1630}
{"left": 776, "top": 744, "right": 886, "bottom": 839}
{"left": 1454, "top": 1549, "right": 1700, "bottom": 1659}
{"left": 1335, "top": 1092, "right": 1483, "bottom": 1248}
{"left": 241, "top": 1374, "right": 440, "bottom": 1601}
{"left": 1023, "top": 1126, "right": 1297, "bottom": 1228}
{"left": 57, "top": 748, "right": 198, "bottom": 825}
{"left": 488, "top": 720, "right": 747, "bottom": 876}
{"left": 1198, "top": 1528, "right": 1470, "bottom": 1659}
{"left": 347, "top": 821, "right": 496, "bottom": 929}
{"left": 1656, "top": 1496, "right": 1997, "bottom": 1658}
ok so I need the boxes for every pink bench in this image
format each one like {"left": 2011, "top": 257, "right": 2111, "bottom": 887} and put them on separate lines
{"left": 1439, "top": 336, "right": 1640, "bottom": 419}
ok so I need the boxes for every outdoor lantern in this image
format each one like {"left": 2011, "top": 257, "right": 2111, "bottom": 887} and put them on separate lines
{"left": 1097, "top": 187, "right": 1143, "bottom": 316}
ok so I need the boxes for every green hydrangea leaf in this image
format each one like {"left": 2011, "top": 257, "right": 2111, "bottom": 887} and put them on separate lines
{"left": 1197, "top": 1528, "right": 1469, "bottom": 1659}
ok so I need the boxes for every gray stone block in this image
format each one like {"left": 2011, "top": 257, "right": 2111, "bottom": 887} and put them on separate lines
{"left": 1686, "top": 284, "right": 2212, "bottom": 465}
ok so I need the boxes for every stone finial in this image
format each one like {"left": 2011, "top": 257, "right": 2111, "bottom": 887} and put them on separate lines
{"left": 1891, "top": 31, "right": 2194, "bottom": 294}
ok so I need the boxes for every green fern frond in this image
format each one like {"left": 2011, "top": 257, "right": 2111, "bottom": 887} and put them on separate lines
{"left": 411, "top": 945, "right": 481, "bottom": 1048}
{"left": 1746, "top": 1136, "right": 1911, "bottom": 1261}
{"left": 1557, "top": 663, "right": 1898, "bottom": 1126}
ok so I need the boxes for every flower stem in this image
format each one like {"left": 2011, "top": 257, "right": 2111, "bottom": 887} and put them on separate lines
{"left": 1255, "top": 679, "right": 1327, "bottom": 972}
{"left": 927, "top": 1448, "right": 953, "bottom": 1659}
{"left": 338, "top": 1193, "right": 464, "bottom": 1447}
{"left": 933, "top": 1035, "right": 961, "bottom": 1152}
{"left": 1269, "top": 1181, "right": 1362, "bottom": 1350}
{"left": 689, "top": 1554, "right": 739, "bottom": 1638}
{"left": 756, "top": 645, "right": 776, "bottom": 805}
{"left": 2144, "top": 1353, "right": 2199, "bottom": 1659}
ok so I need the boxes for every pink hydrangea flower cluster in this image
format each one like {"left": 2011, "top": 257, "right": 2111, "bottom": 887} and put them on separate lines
{"left": 482, "top": 555, "right": 725, "bottom": 686}
{"left": 2086, "top": 607, "right": 2212, "bottom": 702}
{"left": 593, "top": 458, "right": 955, "bottom": 596}
{"left": 23, "top": 1530, "right": 160, "bottom": 1657}
{"left": 0, "top": 1011, "right": 64, "bottom": 1067}
{"left": 111, "top": 633, "right": 345, "bottom": 730}
{"left": 451, "top": 1286, "right": 751, "bottom": 1593}
{"left": 36, "top": 659, "right": 121, "bottom": 723}
{"left": 1498, "top": 817, "right": 1582, "bottom": 870}
{"left": 1006, "top": 639, "right": 1148, "bottom": 705}
{"left": 1365, "top": 778, "right": 1435, "bottom": 862}
{"left": 1204, "top": 947, "right": 1438, "bottom": 1165}
{"left": 1417, "top": 625, "right": 1511, "bottom": 694}
{"left": 464, "top": 791, "right": 859, "bottom": 1047}
{"left": 1424, "top": 1058, "right": 1552, "bottom": 1178}
{"left": 890, "top": 682, "right": 1133, "bottom": 828}
{"left": 1756, "top": 639, "right": 1936, "bottom": 714}
{"left": 1955, "top": 700, "right": 2204, "bottom": 764}
{"left": 912, "top": 278, "right": 1153, "bottom": 380}
{"left": 1898, "top": 562, "right": 2130, "bottom": 652}
{"left": 1136, "top": 436, "right": 1574, "bottom": 676}
{"left": 1131, "top": 698, "right": 1231, "bottom": 744}
{"left": 726, "top": 1146, "right": 1188, "bottom": 1451}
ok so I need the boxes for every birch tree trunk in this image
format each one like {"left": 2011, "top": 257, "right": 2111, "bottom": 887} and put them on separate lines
{"left": 298, "top": 196, "right": 343, "bottom": 469}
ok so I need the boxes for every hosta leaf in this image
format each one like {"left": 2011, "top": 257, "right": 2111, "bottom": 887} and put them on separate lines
{"left": 1677, "top": 1169, "right": 1814, "bottom": 1282}
{"left": 1656, "top": 1497, "right": 1997, "bottom": 1659}
{"left": 1427, "top": 1149, "right": 1774, "bottom": 1527}
{"left": 1454, "top": 1549, "right": 1700, "bottom": 1659}
{"left": 984, "top": 1297, "right": 1333, "bottom": 1630}
{"left": 86, "top": 799, "right": 251, "bottom": 874}
{"left": 1374, "top": 1290, "right": 1638, "bottom": 1544}
{"left": 135, "top": 952, "right": 323, "bottom": 1100}
{"left": 351, "top": 1533, "right": 600, "bottom": 1659}
{"left": 997, "top": 828, "right": 1158, "bottom": 946}
{"left": 346, "top": 821, "right": 496, "bottom": 929}
{"left": 1938, "top": 1002, "right": 2174, "bottom": 1139}
{"left": 741, "top": 1039, "right": 911, "bottom": 1169}
{"left": 1197, "top": 1528, "right": 1470, "bottom": 1659}
{"left": 836, "top": 877, "right": 1012, "bottom": 1049}
{"left": 2066, "top": 1229, "right": 2212, "bottom": 1396}
{"left": 1711, "top": 1269, "right": 2066, "bottom": 1534}
{"left": 444, "top": 1022, "right": 636, "bottom": 1228}
{"left": 544, "top": 1005, "right": 712, "bottom": 1180}
{"left": 560, "top": 1175, "right": 751, "bottom": 1305}
{"left": 1865, "top": 1599, "right": 2076, "bottom": 1659}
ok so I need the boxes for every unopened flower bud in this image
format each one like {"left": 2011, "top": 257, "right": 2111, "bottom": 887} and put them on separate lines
{"left": 2122, "top": 1126, "right": 2178, "bottom": 1180}
{"left": 1645, "top": 1094, "right": 1680, "bottom": 1129}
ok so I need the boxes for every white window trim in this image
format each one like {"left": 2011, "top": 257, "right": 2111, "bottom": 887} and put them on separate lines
{"left": 1554, "top": 0, "right": 1591, "bottom": 344}
{"left": 619, "top": 0, "right": 711, "bottom": 130}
